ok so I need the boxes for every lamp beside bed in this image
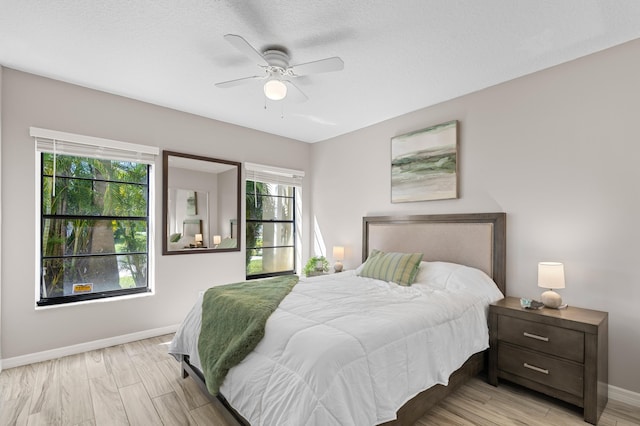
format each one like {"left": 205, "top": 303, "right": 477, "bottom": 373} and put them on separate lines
{"left": 332, "top": 246, "right": 344, "bottom": 272}
{"left": 538, "top": 261, "right": 566, "bottom": 308}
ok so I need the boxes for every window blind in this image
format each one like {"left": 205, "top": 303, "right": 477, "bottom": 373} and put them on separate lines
{"left": 245, "top": 162, "right": 304, "bottom": 187}
{"left": 31, "top": 127, "right": 159, "bottom": 164}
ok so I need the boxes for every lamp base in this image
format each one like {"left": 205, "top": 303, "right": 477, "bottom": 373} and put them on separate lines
{"left": 334, "top": 261, "right": 343, "bottom": 273}
{"left": 541, "top": 290, "right": 563, "bottom": 309}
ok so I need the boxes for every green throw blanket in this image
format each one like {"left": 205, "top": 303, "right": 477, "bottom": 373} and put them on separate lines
{"left": 197, "top": 275, "right": 299, "bottom": 395}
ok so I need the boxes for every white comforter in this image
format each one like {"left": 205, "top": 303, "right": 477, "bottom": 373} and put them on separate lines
{"left": 169, "top": 262, "right": 504, "bottom": 425}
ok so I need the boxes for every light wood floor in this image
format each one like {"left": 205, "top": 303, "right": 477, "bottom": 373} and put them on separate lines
{"left": 1, "top": 334, "right": 639, "bottom": 425}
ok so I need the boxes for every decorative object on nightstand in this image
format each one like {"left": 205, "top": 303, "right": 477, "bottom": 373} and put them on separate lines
{"left": 333, "top": 246, "right": 344, "bottom": 273}
{"left": 213, "top": 235, "right": 221, "bottom": 248}
{"left": 538, "top": 262, "right": 566, "bottom": 309}
{"left": 519, "top": 298, "right": 544, "bottom": 309}
{"left": 195, "top": 233, "right": 203, "bottom": 248}
{"left": 488, "top": 297, "right": 608, "bottom": 425}
{"left": 303, "top": 256, "right": 329, "bottom": 277}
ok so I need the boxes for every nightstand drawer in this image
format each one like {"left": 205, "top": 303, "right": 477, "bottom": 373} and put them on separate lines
{"left": 498, "top": 315, "right": 584, "bottom": 362}
{"left": 498, "top": 343, "right": 584, "bottom": 398}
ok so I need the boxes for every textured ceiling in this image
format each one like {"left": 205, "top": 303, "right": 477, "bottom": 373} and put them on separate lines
{"left": 2, "top": 1, "right": 640, "bottom": 143}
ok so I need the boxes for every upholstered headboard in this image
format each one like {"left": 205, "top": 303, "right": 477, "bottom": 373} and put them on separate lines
{"left": 362, "top": 213, "right": 506, "bottom": 295}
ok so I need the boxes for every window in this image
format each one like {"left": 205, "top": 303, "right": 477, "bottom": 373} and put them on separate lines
{"left": 245, "top": 163, "right": 303, "bottom": 279}
{"left": 32, "top": 127, "right": 158, "bottom": 306}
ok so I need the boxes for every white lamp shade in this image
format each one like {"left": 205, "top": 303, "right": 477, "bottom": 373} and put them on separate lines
{"left": 538, "top": 262, "right": 565, "bottom": 289}
{"left": 333, "top": 246, "right": 344, "bottom": 260}
{"left": 264, "top": 79, "right": 287, "bottom": 100}
{"left": 195, "top": 233, "right": 203, "bottom": 243}
{"left": 213, "top": 235, "right": 222, "bottom": 245}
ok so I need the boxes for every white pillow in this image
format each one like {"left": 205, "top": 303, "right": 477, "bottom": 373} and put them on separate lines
{"left": 413, "top": 261, "right": 460, "bottom": 288}
{"left": 413, "top": 261, "right": 504, "bottom": 302}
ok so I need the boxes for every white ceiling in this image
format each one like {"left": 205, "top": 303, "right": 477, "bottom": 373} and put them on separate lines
{"left": 2, "top": 1, "right": 640, "bottom": 143}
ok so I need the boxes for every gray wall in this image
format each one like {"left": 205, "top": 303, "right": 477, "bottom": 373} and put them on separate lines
{"left": 218, "top": 168, "right": 238, "bottom": 240}
{"left": 0, "top": 68, "right": 310, "bottom": 360}
{"left": 169, "top": 167, "right": 218, "bottom": 246}
{"left": 310, "top": 38, "right": 640, "bottom": 393}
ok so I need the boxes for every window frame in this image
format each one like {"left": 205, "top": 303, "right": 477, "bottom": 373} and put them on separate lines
{"left": 32, "top": 127, "right": 157, "bottom": 307}
{"left": 245, "top": 182, "right": 297, "bottom": 280}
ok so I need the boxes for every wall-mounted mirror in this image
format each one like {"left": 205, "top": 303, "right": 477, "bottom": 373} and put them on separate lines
{"left": 163, "top": 151, "right": 241, "bottom": 255}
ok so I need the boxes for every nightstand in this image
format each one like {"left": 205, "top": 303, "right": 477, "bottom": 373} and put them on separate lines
{"left": 305, "top": 271, "right": 329, "bottom": 277}
{"left": 488, "top": 297, "right": 608, "bottom": 425}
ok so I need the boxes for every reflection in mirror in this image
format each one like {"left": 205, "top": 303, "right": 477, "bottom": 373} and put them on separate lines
{"left": 163, "top": 151, "right": 241, "bottom": 254}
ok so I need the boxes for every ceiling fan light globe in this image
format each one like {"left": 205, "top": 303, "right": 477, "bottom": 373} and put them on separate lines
{"left": 264, "top": 79, "right": 287, "bottom": 101}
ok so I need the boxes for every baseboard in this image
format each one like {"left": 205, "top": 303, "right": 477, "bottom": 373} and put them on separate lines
{"left": 1, "top": 324, "right": 179, "bottom": 369}
{"left": 609, "top": 384, "right": 640, "bottom": 408}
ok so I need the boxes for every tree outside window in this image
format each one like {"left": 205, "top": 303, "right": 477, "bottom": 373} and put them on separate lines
{"left": 39, "top": 153, "right": 150, "bottom": 305}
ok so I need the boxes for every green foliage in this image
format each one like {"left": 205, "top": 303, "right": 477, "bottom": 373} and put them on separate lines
{"left": 41, "top": 153, "right": 149, "bottom": 297}
{"left": 247, "top": 258, "right": 263, "bottom": 275}
{"left": 303, "top": 256, "right": 329, "bottom": 276}
{"left": 245, "top": 180, "right": 271, "bottom": 274}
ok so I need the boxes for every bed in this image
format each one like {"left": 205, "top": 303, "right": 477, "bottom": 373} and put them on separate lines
{"left": 169, "top": 212, "right": 506, "bottom": 425}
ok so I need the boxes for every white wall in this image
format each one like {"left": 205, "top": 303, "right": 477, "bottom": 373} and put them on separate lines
{"left": 0, "top": 68, "right": 311, "bottom": 360}
{"left": 218, "top": 168, "right": 238, "bottom": 240}
{"left": 310, "top": 39, "right": 640, "bottom": 393}
{"left": 169, "top": 167, "right": 218, "bottom": 245}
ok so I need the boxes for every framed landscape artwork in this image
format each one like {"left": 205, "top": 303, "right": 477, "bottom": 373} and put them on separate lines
{"left": 391, "top": 120, "right": 458, "bottom": 202}
{"left": 186, "top": 190, "right": 197, "bottom": 215}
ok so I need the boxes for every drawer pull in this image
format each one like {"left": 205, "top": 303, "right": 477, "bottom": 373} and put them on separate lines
{"left": 523, "top": 332, "right": 549, "bottom": 342}
{"left": 523, "top": 362, "right": 549, "bottom": 375}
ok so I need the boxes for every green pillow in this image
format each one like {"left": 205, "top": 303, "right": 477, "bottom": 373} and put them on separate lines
{"left": 217, "top": 237, "right": 237, "bottom": 249}
{"left": 358, "top": 249, "right": 424, "bottom": 286}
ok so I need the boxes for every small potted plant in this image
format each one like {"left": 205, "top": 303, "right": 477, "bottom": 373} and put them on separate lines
{"left": 303, "top": 256, "right": 329, "bottom": 277}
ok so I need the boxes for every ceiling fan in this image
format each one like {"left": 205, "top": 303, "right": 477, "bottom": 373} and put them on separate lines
{"left": 215, "top": 34, "right": 344, "bottom": 102}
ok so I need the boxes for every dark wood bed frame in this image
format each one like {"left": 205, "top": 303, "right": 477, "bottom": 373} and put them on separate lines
{"left": 180, "top": 212, "right": 507, "bottom": 425}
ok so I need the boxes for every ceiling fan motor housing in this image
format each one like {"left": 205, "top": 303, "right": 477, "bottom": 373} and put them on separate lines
{"left": 263, "top": 50, "right": 290, "bottom": 76}
{"left": 216, "top": 34, "right": 343, "bottom": 103}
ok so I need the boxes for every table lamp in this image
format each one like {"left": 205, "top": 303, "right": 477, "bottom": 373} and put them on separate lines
{"left": 538, "top": 262, "right": 565, "bottom": 308}
{"left": 213, "top": 235, "right": 221, "bottom": 248}
{"left": 333, "top": 246, "right": 344, "bottom": 273}
{"left": 195, "top": 233, "right": 203, "bottom": 247}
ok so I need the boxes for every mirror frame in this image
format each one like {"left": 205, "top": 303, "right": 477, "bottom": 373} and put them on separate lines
{"left": 162, "top": 150, "right": 241, "bottom": 255}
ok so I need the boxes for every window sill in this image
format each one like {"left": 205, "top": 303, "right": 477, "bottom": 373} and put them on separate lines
{"left": 35, "top": 289, "right": 154, "bottom": 310}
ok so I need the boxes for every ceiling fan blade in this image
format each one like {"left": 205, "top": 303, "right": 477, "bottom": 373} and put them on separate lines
{"left": 215, "top": 75, "right": 264, "bottom": 88}
{"left": 289, "top": 57, "right": 344, "bottom": 76}
{"left": 223, "top": 34, "right": 269, "bottom": 66}
{"left": 284, "top": 80, "right": 308, "bottom": 103}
